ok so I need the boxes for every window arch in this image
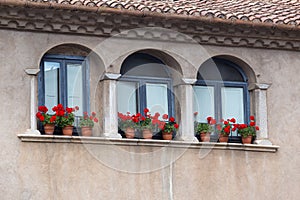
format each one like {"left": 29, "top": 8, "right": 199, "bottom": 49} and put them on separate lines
{"left": 194, "top": 58, "right": 250, "bottom": 142}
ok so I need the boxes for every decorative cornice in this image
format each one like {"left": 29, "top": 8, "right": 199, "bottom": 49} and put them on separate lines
{"left": 0, "top": 5, "right": 299, "bottom": 51}
{"left": 101, "top": 73, "right": 121, "bottom": 80}
{"left": 25, "top": 68, "right": 40, "bottom": 76}
{"left": 248, "top": 83, "right": 271, "bottom": 91}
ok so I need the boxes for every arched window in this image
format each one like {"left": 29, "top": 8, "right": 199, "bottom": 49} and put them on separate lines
{"left": 194, "top": 58, "right": 249, "bottom": 142}
{"left": 38, "top": 54, "right": 89, "bottom": 117}
{"left": 117, "top": 52, "right": 174, "bottom": 119}
{"left": 38, "top": 45, "right": 92, "bottom": 135}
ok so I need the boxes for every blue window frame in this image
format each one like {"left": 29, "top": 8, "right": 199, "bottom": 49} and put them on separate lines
{"left": 194, "top": 58, "right": 250, "bottom": 143}
{"left": 38, "top": 54, "right": 90, "bottom": 133}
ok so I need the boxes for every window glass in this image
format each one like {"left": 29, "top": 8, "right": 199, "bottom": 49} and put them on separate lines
{"left": 221, "top": 87, "right": 244, "bottom": 123}
{"left": 221, "top": 87, "right": 244, "bottom": 136}
{"left": 193, "top": 86, "right": 215, "bottom": 122}
{"left": 44, "top": 61, "right": 60, "bottom": 114}
{"left": 117, "top": 81, "right": 138, "bottom": 114}
{"left": 146, "top": 83, "right": 168, "bottom": 119}
{"left": 67, "top": 63, "right": 83, "bottom": 116}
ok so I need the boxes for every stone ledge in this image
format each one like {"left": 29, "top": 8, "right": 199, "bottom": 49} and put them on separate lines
{"left": 17, "top": 134, "right": 279, "bottom": 153}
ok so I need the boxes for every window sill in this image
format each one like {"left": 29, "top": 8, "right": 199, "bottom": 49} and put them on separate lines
{"left": 17, "top": 134, "right": 279, "bottom": 153}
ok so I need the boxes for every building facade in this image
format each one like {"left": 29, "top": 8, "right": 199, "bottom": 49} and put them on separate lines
{"left": 0, "top": 0, "right": 299, "bottom": 199}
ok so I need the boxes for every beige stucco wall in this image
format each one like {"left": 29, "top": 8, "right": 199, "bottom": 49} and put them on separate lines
{"left": 0, "top": 28, "right": 299, "bottom": 199}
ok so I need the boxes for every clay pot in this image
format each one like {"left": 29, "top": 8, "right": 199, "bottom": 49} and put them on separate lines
{"left": 200, "top": 132, "right": 210, "bottom": 142}
{"left": 142, "top": 129, "right": 153, "bottom": 139}
{"left": 44, "top": 124, "right": 55, "bottom": 135}
{"left": 62, "top": 125, "right": 73, "bottom": 136}
{"left": 81, "top": 126, "right": 92, "bottom": 136}
{"left": 125, "top": 127, "right": 135, "bottom": 139}
{"left": 219, "top": 134, "right": 229, "bottom": 143}
{"left": 242, "top": 135, "right": 253, "bottom": 144}
{"left": 162, "top": 131, "right": 173, "bottom": 140}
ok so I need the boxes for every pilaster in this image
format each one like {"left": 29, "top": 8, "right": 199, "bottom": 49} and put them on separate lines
{"left": 25, "top": 68, "right": 41, "bottom": 135}
{"left": 101, "top": 73, "right": 122, "bottom": 138}
{"left": 174, "top": 78, "right": 198, "bottom": 141}
{"left": 249, "top": 83, "right": 272, "bottom": 145}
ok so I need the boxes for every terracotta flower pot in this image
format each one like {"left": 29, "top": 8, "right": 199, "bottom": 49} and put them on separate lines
{"left": 162, "top": 131, "right": 173, "bottom": 140}
{"left": 81, "top": 126, "right": 92, "bottom": 136}
{"left": 62, "top": 125, "right": 73, "bottom": 136}
{"left": 44, "top": 124, "right": 55, "bottom": 135}
{"left": 200, "top": 132, "right": 210, "bottom": 142}
{"left": 125, "top": 127, "right": 135, "bottom": 139}
{"left": 219, "top": 134, "right": 229, "bottom": 143}
{"left": 142, "top": 129, "right": 153, "bottom": 139}
{"left": 242, "top": 135, "right": 253, "bottom": 144}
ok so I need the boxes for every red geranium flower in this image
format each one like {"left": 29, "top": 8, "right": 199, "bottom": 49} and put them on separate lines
{"left": 169, "top": 117, "right": 175, "bottom": 122}
{"left": 162, "top": 114, "right": 168, "bottom": 120}
{"left": 210, "top": 119, "right": 217, "bottom": 125}
{"left": 144, "top": 108, "right": 149, "bottom": 113}
{"left": 39, "top": 115, "right": 45, "bottom": 121}
{"left": 50, "top": 115, "right": 56, "bottom": 123}
{"left": 174, "top": 123, "right": 179, "bottom": 129}
{"left": 230, "top": 118, "right": 236, "bottom": 123}
{"left": 207, "top": 117, "right": 212, "bottom": 123}
{"left": 250, "top": 116, "right": 255, "bottom": 121}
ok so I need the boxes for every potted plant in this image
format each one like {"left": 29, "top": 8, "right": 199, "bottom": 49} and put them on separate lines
{"left": 139, "top": 108, "right": 160, "bottom": 139}
{"left": 237, "top": 116, "right": 259, "bottom": 144}
{"left": 195, "top": 117, "right": 216, "bottom": 142}
{"left": 118, "top": 112, "right": 140, "bottom": 138}
{"left": 53, "top": 104, "right": 78, "bottom": 136}
{"left": 217, "top": 118, "right": 236, "bottom": 143}
{"left": 79, "top": 111, "right": 98, "bottom": 136}
{"left": 36, "top": 105, "right": 56, "bottom": 135}
{"left": 159, "top": 114, "right": 179, "bottom": 140}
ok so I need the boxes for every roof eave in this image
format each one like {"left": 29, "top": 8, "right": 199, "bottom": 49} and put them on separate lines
{"left": 0, "top": 0, "right": 299, "bottom": 32}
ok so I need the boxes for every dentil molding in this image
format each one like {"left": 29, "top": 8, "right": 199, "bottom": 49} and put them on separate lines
{"left": 0, "top": 5, "right": 299, "bottom": 51}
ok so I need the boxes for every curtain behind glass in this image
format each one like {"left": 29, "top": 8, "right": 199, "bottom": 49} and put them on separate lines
{"left": 146, "top": 83, "right": 168, "bottom": 119}
{"left": 193, "top": 86, "right": 215, "bottom": 122}
{"left": 67, "top": 63, "right": 83, "bottom": 116}
{"left": 44, "top": 61, "right": 59, "bottom": 114}
{"left": 117, "top": 81, "right": 138, "bottom": 114}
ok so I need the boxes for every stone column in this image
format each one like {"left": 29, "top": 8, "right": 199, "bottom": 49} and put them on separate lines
{"left": 174, "top": 78, "right": 198, "bottom": 141}
{"left": 249, "top": 83, "right": 272, "bottom": 145}
{"left": 101, "top": 73, "right": 122, "bottom": 138}
{"left": 25, "top": 68, "right": 41, "bottom": 135}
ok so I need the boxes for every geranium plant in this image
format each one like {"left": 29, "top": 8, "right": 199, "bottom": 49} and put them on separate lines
{"left": 217, "top": 118, "right": 237, "bottom": 136}
{"left": 79, "top": 112, "right": 98, "bottom": 127}
{"left": 139, "top": 108, "right": 160, "bottom": 131}
{"left": 118, "top": 112, "right": 140, "bottom": 131}
{"left": 194, "top": 116, "right": 216, "bottom": 135}
{"left": 53, "top": 104, "right": 78, "bottom": 128}
{"left": 36, "top": 105, "right": 56, "bottom": 125}
{"left": 237, "top": 115, "right": 259, "bottom": 138}
{"left": 159, "top": 114, "right": 179, "bottom": 133}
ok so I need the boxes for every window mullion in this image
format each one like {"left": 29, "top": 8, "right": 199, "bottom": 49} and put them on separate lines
{"left": 61, "top": 60, "right": 67, "bottom": 107}
{"left": 215, "top": 83, "right": 222, "bottom": 122}
{"left": 139, "top": 80, "right": 146, "bottom": 114}
{"left": 83, "top": 60, "right": 90, "bottom": 113}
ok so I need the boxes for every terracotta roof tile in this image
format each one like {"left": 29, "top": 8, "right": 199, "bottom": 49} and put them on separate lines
{"left": 13, "top": 0, "right": 299, "bottom": 27}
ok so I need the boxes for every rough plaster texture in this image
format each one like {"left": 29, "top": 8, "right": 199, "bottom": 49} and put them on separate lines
{"left": 0, "top": 29, "right": 299, "bottom": 199}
